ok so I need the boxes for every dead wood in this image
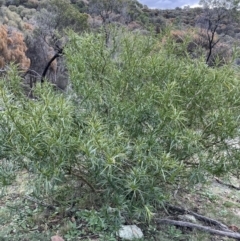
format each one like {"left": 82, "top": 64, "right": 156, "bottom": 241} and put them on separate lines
{"left": 155, "top": 219, "right": 240, "bottom": 240}
{"left": 165, "top": 204, "right": 230, "bottom": 231}
{"left": 214, "top": 177, "right": 240, "bottom": 191}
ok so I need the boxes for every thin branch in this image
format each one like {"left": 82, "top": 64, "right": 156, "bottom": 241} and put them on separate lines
{"left": 24, "top": 68, "right": 42, "bottom": 77}
{"left": 155, "top": 219, "right": 240, "bottom": 239}
{"left": 165, "top": 204, "right": 230, "bottom": 231}
{"left": 71, "top": 171, "right": 98, "bottom": 193}
{"left": 214, "top": 177, "right": 240, "bottom": 190}
{"left": 24, "top": 195, "right": 56, "bottom": 210}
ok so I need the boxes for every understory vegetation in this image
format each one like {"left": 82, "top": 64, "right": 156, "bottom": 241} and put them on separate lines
{"left": 0, "top": 27, "right": 240, "bottom": 240}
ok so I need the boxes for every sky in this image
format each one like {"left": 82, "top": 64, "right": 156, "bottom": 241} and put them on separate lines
{"left": 138, "top": 0, "right": 201, "bottom": 9}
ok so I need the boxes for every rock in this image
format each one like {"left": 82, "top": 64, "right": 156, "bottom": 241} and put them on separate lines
{"left": 117, "top": 225, "right": 143, "bottom": 240}
{"left": 51, "top": 235, "right": 65, "bottom": 241}
{"left": 178, "top": 214, "right": 197, "bottom": 223}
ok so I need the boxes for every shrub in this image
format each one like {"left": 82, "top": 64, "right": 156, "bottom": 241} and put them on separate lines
{"left": 0, "top": 6, "right": 27, "bottom": 31}
{"left": 0, "top": 29, "right": 240, "bottom": 222}
{"left": 19, "top": 8, "right": 36, "bottom": 19}
{"left": 0, "top": 25, "right": 30, "bottom": 70}
{"left": 8, "top": 4, "right": 18, "bottom": 12}
{"left": 22, "top": 0, "right": 39, "bottom": 8}
{"left": 36, "top": 0, "right": 89, "bottom": 34}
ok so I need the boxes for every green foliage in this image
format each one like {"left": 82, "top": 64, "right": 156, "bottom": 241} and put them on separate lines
{"left": 0, "top": 6, "right": 25, "bottom": 30}
{"left": 71, "top": 0, "right": 88, "bottom": 13}
{"left": 65, "top": 29, "right": 240, "bottom": 187}
{"left": 36, "top": 0, "right": 89, "bottom": 36}
{"left": 19, "top": 7, "right": 36, "bottom": 19}
{"left": 50, "top": 0, "right": 88, "bottom": 32}
{"left": 0, "top": 29, "right": 240, "bottom": 226}
{"left": 0, "top": 68, "right": 76, "bottom": 179}
{"left": 0, "top": 159, "right": 18, "bottom": 186}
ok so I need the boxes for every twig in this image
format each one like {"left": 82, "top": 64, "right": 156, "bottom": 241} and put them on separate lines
{"left": 214, "top": 177, "right": 240, "bottom": 191}
{"left": 165, "top": 204, "right": 229, "bottom": 231}
{"left": 71, "top": 172, "right": 97, "bottom": 193}
{"left": 155, "top": 219, "right": 240, "bottom": 239}
{"left": 24, "top": 195, "right": 56, "bottom": 210}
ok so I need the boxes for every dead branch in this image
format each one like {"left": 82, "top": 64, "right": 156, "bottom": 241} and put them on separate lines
{"left": 155, "top": 219, "right": 240, "bottom": 240}
{"left": 214, "top": 177, "right": 240, "bottom": 191}
{"left": 41, "top": 48, "right": 63, "bottom": 83}
{"left": 24, "top": 195, "right": 56, "bottom": 210}
{"left": 71, "top": 171, "right": 98, "bottom": 193}
{"left": 166, "top": 204, "right": 229, "bottom": 231}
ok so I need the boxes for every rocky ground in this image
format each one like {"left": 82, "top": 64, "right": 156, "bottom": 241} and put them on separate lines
{"left": 0, "top": 164, "right": 239, "bottom": 240}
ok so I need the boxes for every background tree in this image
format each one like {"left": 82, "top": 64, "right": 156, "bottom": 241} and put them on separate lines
{"left": 198, "top": 0, "right": 240, "bottom": 65}
{"left": 199, "top": 0, "right": 240, "bottom": 10}
{"left": 88, "top": 0, "right": 120, "bottom": 23}
{"left": 25, "top": 0, "right": 88, "bottom": 88}
{"left": 88, "top": 0, "right": 131, "bottom": 44}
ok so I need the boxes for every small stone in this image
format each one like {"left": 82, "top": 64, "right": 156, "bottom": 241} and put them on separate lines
{"left": 51, "top": 235, "right": 65, "bottom": 241}
{"left": 178, "top": 214, "right": 197, "bottom": 223}
{"left": 117, "top": 225, "right": 143, "bottom": 240}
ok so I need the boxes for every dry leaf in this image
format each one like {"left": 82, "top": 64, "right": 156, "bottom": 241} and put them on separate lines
{"left": 229, "top": 225, "right": 239, "bottom": 232}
